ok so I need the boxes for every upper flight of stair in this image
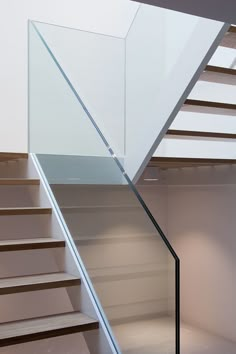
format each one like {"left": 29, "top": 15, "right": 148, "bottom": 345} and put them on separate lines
{"left": 152, "top": 25, "right": 236, "bottom": 169}
{"left": 0, "top": 153, "right": 98, "bottom": 348}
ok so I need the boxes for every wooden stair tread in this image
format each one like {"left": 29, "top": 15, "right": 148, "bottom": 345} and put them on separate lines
{"left": 0, "top": 238, "right": 65, "bottom": 252}
{"left": 0, "top": 179, "right": 40, "bottom": 185}
{"left": 229, "top": 26, "right": 236, "bottom": 33}
{"left": 0, "top": 153, "right": 28, "bottom": 163}
{"left": 167, "top": 129, "right": 236, "bottom": 139}
{"left": 205, "top": 65, "right": 236, "bottom": 76}
{"left": 0, "top": 312, "right": 98, "bottom": 347}
{"left": 0, "top": 272, "right": 81, "bottom": 295}
{"left": 0, "top": 207, "right": 52, "bottom": 216}
{"left": 149, "top": 157, "right": 236, "bottom": 169}
{"left": 184, "top": 99, "right": 236, "bottom": 110}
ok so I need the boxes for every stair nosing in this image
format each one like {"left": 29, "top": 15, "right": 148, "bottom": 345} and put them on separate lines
{"left": 0, "top": 272, "right": 81, "bottom": 295}
{"left": 0, "top": 179, "right": 40, "bottom": 185}
{"left": 0, "top": 207, "right": 52, "bottom": 216}
{"left": 184, "top": 99, "right": 236, "bottom": 110}
{"left": 0, "top": 312, "right": 98, "bottom": 347}
{"left": 205, "top": 65, "right": 236, "bottom": 76}
{"left": 0, "top": 238, "right": 65, "bottom": 252}
{"left": 167, "top": 129, "right": 236, "bottom": 139}
{"left": 150, "top": 157, "right": 236, "bottom": 164}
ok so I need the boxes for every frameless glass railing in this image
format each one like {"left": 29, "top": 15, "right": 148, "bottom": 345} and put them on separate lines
{"left": 29, "top": 20, "right": 179, "bottom": 354}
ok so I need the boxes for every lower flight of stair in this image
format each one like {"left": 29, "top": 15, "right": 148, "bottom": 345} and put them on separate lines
{"left": 0, "top": 157, "right": 99, "bottom": 348}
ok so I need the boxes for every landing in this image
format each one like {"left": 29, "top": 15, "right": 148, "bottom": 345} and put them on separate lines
{"left": 112, "top": 317, "right": 236, "bottom": 354}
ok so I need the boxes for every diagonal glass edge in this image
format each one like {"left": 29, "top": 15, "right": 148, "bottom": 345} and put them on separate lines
{"left": 30, "top": 20, "right": 180, "bottom": 353}
{"left": 32, "top": 19, "right": 125, "bottom": 40}
{"left": 30, "top": 20, "right": 179, "bottom": 260}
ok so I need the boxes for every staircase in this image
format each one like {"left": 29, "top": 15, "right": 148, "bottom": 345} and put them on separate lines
{"left": 152, "top": 25, "right": 236, "bottom": 169}
{"left": 0, "top": 153, "right": 98, "bottom": 349}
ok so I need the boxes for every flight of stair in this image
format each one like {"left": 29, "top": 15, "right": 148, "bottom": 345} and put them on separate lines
{"left": 0, "top": 153, "right": 98, "bottom": 348}
{"left": 151, "top": 25, "right": 236, "bottom": 169}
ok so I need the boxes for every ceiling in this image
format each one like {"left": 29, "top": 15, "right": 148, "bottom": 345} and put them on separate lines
{"left": 131, "top": 0, "right": 236, "bottom": 24}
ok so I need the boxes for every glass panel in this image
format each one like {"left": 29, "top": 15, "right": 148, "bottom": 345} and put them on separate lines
{"left": 29, "top": 21, "right": 125, "bottom": 159}
{"left": 29, "top": 20, "right": 179, "bottom": 354}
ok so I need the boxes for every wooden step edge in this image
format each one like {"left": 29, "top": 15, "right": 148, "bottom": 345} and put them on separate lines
{"left": 0, "top": 238, "right": 65, "bottom": 252}
{"left": 0, "top": 273, "right": 81, "bottom": 295}
{"left": 0, "top": 312, "right": 99, "bottom": 347}
{"left": 0, "top": 207, "right": 52, "bottom": 216}
{"left": 0, "top": 153, "right": 28, "bottom": 161}
{"left": 166, "top": 129, "right": 236, "bottom": 139}
{"left": 229, "top": 25, "right": 236, "bottom": 33}
{"left": 184, "top": 99, "right": 236, "bottom": 110}
{"left": 205, "top": 65, "right": 236, "bottom": 76}
{"left": 0, "top": 179, "right": 40, "bottom": 186}
{"left": 150, "top": 157, "right": 236, "bottom": 164}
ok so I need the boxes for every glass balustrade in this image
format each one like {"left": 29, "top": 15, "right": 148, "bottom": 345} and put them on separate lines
{"left": 29, "top": 19, "right": 179, "bottom": 354}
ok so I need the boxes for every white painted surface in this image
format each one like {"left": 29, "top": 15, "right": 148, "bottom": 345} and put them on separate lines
{"left": 170, "top": 111, "right": 236, "bottom": 134}
{"left": 155, "top": 136, "right": 236, "bottom": 159}
{"left": 209, "top": 46, "right": 236, "bottom": 69}
{"left": 0, "top": 0, "right": 138, "bottom": 153}
{"left": 189, "top": 81, "right": 236, "bottom": 104}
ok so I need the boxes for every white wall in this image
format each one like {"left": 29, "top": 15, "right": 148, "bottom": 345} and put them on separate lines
{"left": 168, "top": 184, "right": 236, "bottom": 343}
{"left": 0, "top": 0, "right": 138, "bottom": 153}
{"left": 138, "top": 167, "right": 236, "bottom": 343}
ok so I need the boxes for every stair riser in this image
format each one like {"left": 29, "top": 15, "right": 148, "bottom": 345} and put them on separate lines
{"left": 0, "top": 186, "right": 39, "bottom": 208}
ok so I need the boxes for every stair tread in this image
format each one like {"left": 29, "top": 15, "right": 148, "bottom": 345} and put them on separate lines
{"left": 0, "top": 179, "right": 40, "bottom": 185}
{"left": 167, "top": 129, "right": 236, "bottom": 139}
{"left": 0, "top": 207, "right": 52, "bottom": 215}
{"left": 0, "top": 272, "right": 80, "bottom": 295}
{"left": 205, "top": 65, "right": 236, "bottom": 76}
{"left": 0, "top": 153, "right": 28, "bottom": 163}
{"left": 149, "top": 157, "right": 236, "bottom": 169}
{"left": 0, "top": 312, "right": 98, "bottom": 346}
{"left": 0, "top": 238, "right": 65, "bottom": 251}
{"left": 151, "top": 157, "right": 236, "bottom": 163}
{"left": 184, "top": 99, "right": 236, "bottom": 110}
